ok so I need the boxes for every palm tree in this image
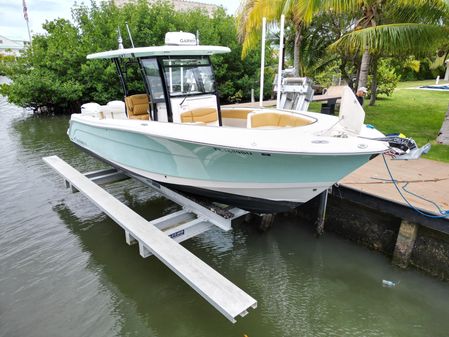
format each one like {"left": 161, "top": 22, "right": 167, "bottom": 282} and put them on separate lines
{"left": 327, "top": 0, "right": 449, "bottom": 97}
{"left": 237, "top": 0, "right": 304, "bottom": 75}
{"left": 238, "top": 0, "right": 449, "bottom": 94}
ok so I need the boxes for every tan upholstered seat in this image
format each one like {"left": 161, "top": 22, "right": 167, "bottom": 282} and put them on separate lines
{"left": 247, "top": 111, "right": 314, "bottom": 128}
{"left": 125, "top": 94, "right": 151, "bottom": 120}
{"left": 221, "top": 109, "right": 252, "bottom": 120}
{"left": 180, "top": 107, "right": 218, "bottom": 124}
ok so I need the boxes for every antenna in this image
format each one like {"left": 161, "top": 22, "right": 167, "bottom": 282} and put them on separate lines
{"left": 117, "top": 27, "right": 124, "bottom": 49}
{"left": 276, "top": 14, "right": 285, "bottom": 109}
{"left": 125, "top": 22, "right": 135, "bottom": 48}
{"left": 259, "top": 17, "right": 266, "bottom": 107}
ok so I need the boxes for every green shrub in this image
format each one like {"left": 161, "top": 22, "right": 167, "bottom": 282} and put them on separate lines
{"left": 369, "top": 59, "right": 401, "bottom": 97}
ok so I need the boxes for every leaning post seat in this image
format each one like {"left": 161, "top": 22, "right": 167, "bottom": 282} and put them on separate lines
{"left": 125, "top": 94, "right": 151, "bottom": 120}
{"left": 247, "top": 111, "right": 315, "bottom": 128}
{"left": 180, "top": 107, "right": 218, "bottom": 125}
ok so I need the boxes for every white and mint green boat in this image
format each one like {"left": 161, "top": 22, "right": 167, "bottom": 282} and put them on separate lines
{"left": 68, "top": 32, "right": 415, "bottom": 213}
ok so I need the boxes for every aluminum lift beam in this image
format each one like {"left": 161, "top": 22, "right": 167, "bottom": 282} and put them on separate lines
{"left": 43, "top": 156, "right": 257, "bottom": 323}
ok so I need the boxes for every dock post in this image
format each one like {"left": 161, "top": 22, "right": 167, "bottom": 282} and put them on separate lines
{"left": 259, "top": 214, "right": 275, "bottom": 231}
{"left": 315, "top": 189, "right": 329, "bottom": 236}
{"left": 392, "top": 220, "right": 418, "bottom": 268}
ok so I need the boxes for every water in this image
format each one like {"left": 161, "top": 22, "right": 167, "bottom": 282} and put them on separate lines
{"left": 1, "top": 85, "right": 449, "bottom": 336}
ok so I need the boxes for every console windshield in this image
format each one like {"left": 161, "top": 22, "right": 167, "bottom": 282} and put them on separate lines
{"left": 161, "top": 57, "right": 215, "bottom": 97}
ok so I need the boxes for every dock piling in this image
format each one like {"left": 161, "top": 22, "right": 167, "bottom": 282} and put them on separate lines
{"left": 259, "top": 213, "right": 275, "bottom": 231}
{"left": 392, "top": 220, "right": 418, "bottom": 268}
{"left": 125, "top": 231, "right": 137, "bottom": 245}
{"left": 315, "top": 189, "right": 329, "bottom": 236}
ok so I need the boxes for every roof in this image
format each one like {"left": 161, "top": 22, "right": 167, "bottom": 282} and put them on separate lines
{"left": 0, "top": 34, "right": 26, "bottom": 50}
{"left": 87, "top": 45, "right": 231, "bottom": 60}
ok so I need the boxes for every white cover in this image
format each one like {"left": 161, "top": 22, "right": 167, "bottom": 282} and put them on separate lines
{"left": 81, "top": 102, "right": 101, "bottom": 117}
{"left": 164, "top": 32, "right": 197, "bottom": 46}
{"left": 338, "top": 86, "right": 365, "bottom": 135}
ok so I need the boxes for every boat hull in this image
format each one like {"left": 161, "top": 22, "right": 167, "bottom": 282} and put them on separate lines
{"left": 76, "top": 144, "right": 301, "bottom": 212}
{"left": 68, "top": 119, "right": 374, "bottom": 213}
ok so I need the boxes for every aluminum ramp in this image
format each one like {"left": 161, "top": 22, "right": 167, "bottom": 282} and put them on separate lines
{"left": 43, "top": 156, "right": 257, "bottom": 323}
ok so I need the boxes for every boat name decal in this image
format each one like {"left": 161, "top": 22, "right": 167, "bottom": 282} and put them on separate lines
{"left": 169, "top": 230, "right": 185, "bottom": 238}
{"left": 213, "top": 147, "right": 253, "bottom": 156}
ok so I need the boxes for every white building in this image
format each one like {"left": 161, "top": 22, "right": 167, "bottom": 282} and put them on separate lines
{"left": 114, "top": 0, "right": 219, "bottom": 17}
{"left": 0, "top": 35, "right": 28, "bottom": 56}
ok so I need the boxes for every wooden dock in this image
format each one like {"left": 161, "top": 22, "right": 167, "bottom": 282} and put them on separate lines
{"left": 43, "top": 156, "right": 257, "bottom": 323}
{"left": 336, "top": 156, "right": 449, "bottom": 233}
{"left": 341, "top": 156, "right": 449, "bottom": 215}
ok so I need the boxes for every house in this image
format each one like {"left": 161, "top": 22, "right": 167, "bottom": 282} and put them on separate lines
{"left": 114, "top": 0, "right": 219, "bottom": 17}
{"left": 0, "top": 35, "right": 28, "bottom": 56}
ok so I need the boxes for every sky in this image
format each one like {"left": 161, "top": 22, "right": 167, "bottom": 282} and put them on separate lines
{"left": 0, "top": 0, "right": 242, "bottom": 41}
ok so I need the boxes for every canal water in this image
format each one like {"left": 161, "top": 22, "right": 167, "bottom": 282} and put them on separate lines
{"left": 1, "top": 87, "right": 449, "bottom": 337}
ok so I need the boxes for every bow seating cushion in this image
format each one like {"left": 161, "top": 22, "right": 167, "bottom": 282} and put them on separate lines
{"left": 248, "top": 111, "right": 314, "bottom": 128}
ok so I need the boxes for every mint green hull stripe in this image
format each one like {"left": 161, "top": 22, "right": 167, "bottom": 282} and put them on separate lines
{"left": 69, "top": 122, "right": 371, "bottom": 184}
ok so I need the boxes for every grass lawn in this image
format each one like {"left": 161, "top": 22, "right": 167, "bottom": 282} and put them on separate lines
{"left": 310, "top": 80, "right": 449, "bottom": 162}
{"left": 365, "top": 80, "right": 449, "bottom": 162}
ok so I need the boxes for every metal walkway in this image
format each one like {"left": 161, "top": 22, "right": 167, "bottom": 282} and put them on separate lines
{"left": 43, "top": 156, "right": 257, "bottom": 323}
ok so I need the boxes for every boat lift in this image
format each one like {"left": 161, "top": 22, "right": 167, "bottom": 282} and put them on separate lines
{"left": 277, "top": 77, "right": 315, "bottom": 112}
{"left": 43, "top": 156, "right": 257, "bottom": 323}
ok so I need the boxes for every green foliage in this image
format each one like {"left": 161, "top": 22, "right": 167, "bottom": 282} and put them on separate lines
{"left": 311, "top": 60, "right": 341, "bottom": 88}
{"left": 368, "top": 59, "right": 401, "bottom": 97}
{"left": 294, "top": 12, "right": 345, "bottom": 77}
{"left": 393, "top": 55, "right": 447, "bottom": 81}
{"left": 0, "top": 54, "right": 17, "bottom": 75}
{"left": 1, "top": 0, "right": 266, "bottom": 112}
{"left": 403, "top": 56, "right": 421, "bottom": 73}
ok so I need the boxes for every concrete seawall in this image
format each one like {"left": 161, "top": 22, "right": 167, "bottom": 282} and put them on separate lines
{"left": 297, "top": 192, "right": 449, "bottom": 281}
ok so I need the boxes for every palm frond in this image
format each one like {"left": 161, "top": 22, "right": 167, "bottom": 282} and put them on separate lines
{"left": 295, "top": 0, "right": 360, "bottom": 25}
{"left": 387, "top": 0, "right": 449, "bottom": 24}
{"left": 237, "top": 0, "right": 285, "bottom": 57}
{"left": 329, "top": 23, "right": 449, "bottom": 56}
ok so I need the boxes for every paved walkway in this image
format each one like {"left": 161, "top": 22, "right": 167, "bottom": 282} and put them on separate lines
{"left": 340, "top": 156, "right": 449, "bottom": 216}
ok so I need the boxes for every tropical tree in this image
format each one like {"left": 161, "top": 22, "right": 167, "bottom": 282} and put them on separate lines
{"left": 328, "top": 0, "right": 449, "bottom": 103}
{"left": 238, "top": 0, "right": 305, "bottom": 76}
{"left": 238, "top": 0, "right": 449, "bottom": 97}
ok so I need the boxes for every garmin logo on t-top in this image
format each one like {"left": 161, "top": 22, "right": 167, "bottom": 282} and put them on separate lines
{"left": 165, "top": 32, "right": 197, "bottom": 46}
{"left": 180, "top": 38, "right": 196, "bottom": 44}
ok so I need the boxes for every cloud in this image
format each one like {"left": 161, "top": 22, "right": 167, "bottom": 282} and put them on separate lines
{"left": 29, "top": 0, "right": 67, "bottom": 12}
{"left": 0, "top": 1, "right": 21, "bottom": 11}
{"left": 0, "top": 0, "right": 73, "bottom": 40}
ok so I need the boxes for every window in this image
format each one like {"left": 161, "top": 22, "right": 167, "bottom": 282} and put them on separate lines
{"left": 161, "top": 56, "right": 215, "bottom": 97}
{"left": 141, "top": 58, "right": 165, "bottom": 100}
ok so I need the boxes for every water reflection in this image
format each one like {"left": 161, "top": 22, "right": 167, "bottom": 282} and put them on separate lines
{"left": 12, "top": 114, "right": 103, "bottom": 172}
